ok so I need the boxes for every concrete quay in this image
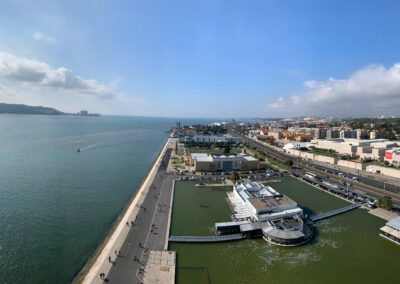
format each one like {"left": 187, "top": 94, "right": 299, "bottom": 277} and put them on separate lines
{"left": 142, "top": 251, "right": 176, "bottom": 284}
{"left": 75, "top": 137, "right": 176, "bottom": 284}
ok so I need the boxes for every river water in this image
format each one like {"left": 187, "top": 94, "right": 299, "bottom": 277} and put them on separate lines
{"left": 169, "top": 178, "right": 400, "bottom": 284}
{"left": 0, "top": 114, "right": 209, "bottom": 284}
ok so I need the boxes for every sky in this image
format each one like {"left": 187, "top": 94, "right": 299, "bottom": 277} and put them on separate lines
{"left": 1, "top": 0, "right": 400, "bottom": 118}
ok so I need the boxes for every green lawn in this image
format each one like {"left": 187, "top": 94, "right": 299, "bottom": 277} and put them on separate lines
{"left": 299, "top": 149, "right": 338, "bottom": 158}
{"left": 267, "top": 158, "right": 291, "bottom": 171}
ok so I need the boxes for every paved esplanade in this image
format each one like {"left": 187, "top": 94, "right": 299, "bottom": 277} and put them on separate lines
{"left": 106, "top": 147, "right": 173, "bottom": 283}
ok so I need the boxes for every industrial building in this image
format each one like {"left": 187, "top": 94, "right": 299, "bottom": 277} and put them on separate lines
{"left": 308, "top": 138, "right": 399, "bottom": 160}
{"left": 181, "top": 135, "right": 242, "bottom": 143}
{"left": 384, "top": 148, "right": 400, "bottom": 167}
{"left": 189, "top": 153, "right": 259, "bottom": 171}
{"left": 380, "top": 216, "right": 400, "bottom": 245}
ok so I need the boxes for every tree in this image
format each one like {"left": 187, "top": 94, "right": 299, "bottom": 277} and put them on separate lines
{"left": 224, "top": 145, "right": 231, "bottom": 153}
{"left": 231, "top": 171, "right": 240, "bottom": 184}
{"left": 285, "top": 160, "right": 294, "bottom": 167}
{"left": 377, "top": 198, "right": 392, "bottom": 210}
{"left": 268, "top": 136, "right": 275, "bottom": 145}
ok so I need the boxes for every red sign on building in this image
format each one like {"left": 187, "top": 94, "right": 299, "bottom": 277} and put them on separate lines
{"left": 386, "top": 152, "right": 393, "bottom": 160}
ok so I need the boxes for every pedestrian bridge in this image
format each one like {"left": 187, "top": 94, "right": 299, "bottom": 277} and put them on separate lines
{"left": 310, "top": 204, "right": 360, "bottom": 222}
{"left": 169, "top": 234, "right": 243, "bottom": 243}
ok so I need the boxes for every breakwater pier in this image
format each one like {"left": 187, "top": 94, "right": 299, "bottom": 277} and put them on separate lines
{"left": 75, "top": 138, "right": 176, "bottom": 284}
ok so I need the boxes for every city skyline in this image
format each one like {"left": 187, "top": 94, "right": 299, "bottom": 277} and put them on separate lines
{"left": 1, "top": 0, "right": 400, "bottom": 118}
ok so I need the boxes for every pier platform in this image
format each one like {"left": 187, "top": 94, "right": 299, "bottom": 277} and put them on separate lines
{"left": 142, "top": 251, "right": 176, "bottom": 284}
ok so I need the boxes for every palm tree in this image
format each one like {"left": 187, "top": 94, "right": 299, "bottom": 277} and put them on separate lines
{"left": 231, "top": 171, "right": 240, "bottom": 184}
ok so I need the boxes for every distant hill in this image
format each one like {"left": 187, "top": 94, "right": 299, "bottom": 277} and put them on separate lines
{"left": 0, "top": 103, "right": 65, "bottom": 115}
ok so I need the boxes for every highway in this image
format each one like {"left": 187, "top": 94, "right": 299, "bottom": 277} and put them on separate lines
{"left": 105, "top": 148, "right": 174, "bottom": 284}
{"left": 229, "top": 129, "right": 400, "bottom": 207}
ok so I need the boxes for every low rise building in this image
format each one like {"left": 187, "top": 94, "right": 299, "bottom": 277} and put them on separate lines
{"left": 380, "top": 216, "right": 400, "bottom": 245}
{"left": 384, "top": 147, "right": 400, "bottom": 167}
{"left": 283, "top": 142, "right": 308, "bottom": 151}
{"left": 189, "top": 153, "right": 259, "bottom": 171}
{"left": 256, "top": 135, "right": 271, "bottom": 142}
{"left": 181, "top": 135, "right": 241, "bottom": 143}
{"left": 268, "top": 131, "right": 283, "bottom": 140}
{"left": 294, "top": 133, "right": 314, "bottom": 142}
{"left": 308, "top": 138, "right": 397, "bottom": 160}
{"left": 230, "top": 182, "right": 303, "bottom": 222}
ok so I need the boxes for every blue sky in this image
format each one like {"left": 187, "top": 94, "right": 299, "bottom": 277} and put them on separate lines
{"left": 1, "top": 0, "right": 400, "bottom": 118}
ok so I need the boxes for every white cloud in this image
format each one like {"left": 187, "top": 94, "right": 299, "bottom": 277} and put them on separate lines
{"left": 267, "top": 63, "right": 400, "bottom": 117}
{"left": 0, "top": 52, "right": 113, "bottom": 99}
{"left": 32, "top": 32, "right": 56, "bottom": 44}
{"left": 0, "top": 83, "right": 16, "bottom": 97}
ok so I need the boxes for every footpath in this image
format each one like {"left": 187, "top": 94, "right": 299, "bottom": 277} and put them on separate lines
{"left": 74, "top": 138, "right": 173, "bottom": 284}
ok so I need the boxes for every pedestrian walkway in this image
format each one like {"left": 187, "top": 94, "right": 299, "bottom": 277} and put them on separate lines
{"left": 169, "top": 234, "right": 243, "bottom": 243}
{"left": 310, "top": 204, "right": 360, "bottom": 222}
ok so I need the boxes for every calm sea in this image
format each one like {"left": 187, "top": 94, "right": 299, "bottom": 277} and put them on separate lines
{"left": 0, "top": 114, "right": 209, "bottom": 284}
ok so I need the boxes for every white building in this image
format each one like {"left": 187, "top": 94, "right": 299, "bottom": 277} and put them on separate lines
{"left": 183, "top": 135, "right": 242, "bottom": 143}
{"left": 230, "top": 182, "right": 303, "bottom": 222}
{"left": 385, "top": 147, "right": 400, "bottom": 167}
{"left": 380, "top": 216, "right": 400, "bottom": 245}
{"left": 189, "top": 153, "right": 259, "bottom": 171}
{"left": 308, "top": 138, "right": 398, "bottom": 160}
{"left": 283, "top": 142, "right": 308, "bottom": 151}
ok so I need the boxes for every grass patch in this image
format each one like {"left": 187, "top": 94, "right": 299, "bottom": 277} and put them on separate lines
{"left": 299, "top": 148, "right": 338, "bottom": 158}
{"left": 378, "top": 164, "right": 400, "bottom": 170}
{"left": 262, "top": 162, "right": 277, "bottom": 171}
{"left": 268, "top": 158, "right": 291, "bottom": 171}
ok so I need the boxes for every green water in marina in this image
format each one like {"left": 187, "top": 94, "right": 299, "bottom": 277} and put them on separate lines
{"left": 169, "top": 178, "right": 400, "bottom": 284}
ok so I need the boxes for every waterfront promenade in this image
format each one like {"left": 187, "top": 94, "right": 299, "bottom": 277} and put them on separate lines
{"left": 76, "top": 138, "right": 175, "bottom": 284}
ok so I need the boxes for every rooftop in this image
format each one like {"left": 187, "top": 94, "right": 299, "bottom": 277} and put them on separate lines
{"left": 247, "top": 196, "right": 296, "bottom": 211}
{"left": 190, "top": 153, "right": 257, "bottom": 162}
{"left": 387, "top": 216, "right": 400, "bottom": 231}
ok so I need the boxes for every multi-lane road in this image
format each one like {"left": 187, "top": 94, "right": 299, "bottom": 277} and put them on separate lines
{"left": 106, "top": 148, "right": 174, "bottom": 284}
{"left": 230, "top": 129, "right": 400, "bottom": 207}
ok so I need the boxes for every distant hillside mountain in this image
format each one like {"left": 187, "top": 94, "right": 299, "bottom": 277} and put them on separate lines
{"left": 0, "top": 103, "right": 65, "bottom": 115}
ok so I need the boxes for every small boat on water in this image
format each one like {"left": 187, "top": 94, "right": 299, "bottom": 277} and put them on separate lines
{"left": 77, "top": 148, "right": 80, "bottom": 152}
